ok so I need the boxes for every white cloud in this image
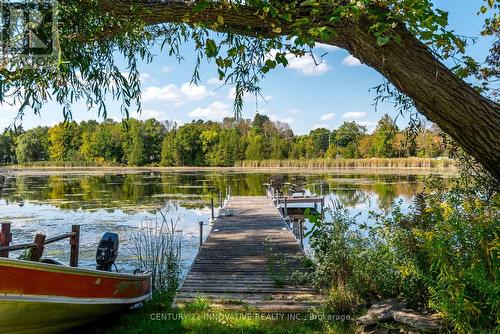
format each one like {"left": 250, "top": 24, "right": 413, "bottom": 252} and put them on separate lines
{"left": 342, "top": 112, "right": 367, "bottom": 119}
{"left": 311, "top": 124, "right": 330, "bottom": 130}
{"left": 358, "top": 121, "right": 378, "bottom": 132}
{"left": 180, "top": 83, "right": 210, "bottom": 100}
{"left": 140, "top": 73, "right": 151, "bottom": 83}
{"left": 0, "top": 91, "right": 24, "bottom": 130}
{"left": 136, "top": 109, "right": 162, "bottom": 120}
{"left": 207, "top": 77, "right": 223, "bottom": 85}
{"left": 267, "top": 49, "right": 331, "bottom": 76}
{"left": 286, "top": 108, "right": 302, "bottom": 115}
{"left": 315, "top": 43, "right": 340, "bottom": 52}
{"left": 226, "top": 87, "right": 273, "bottom": 102}
{"left": 320, "top": 113, "right": 335, "bottom": 121}
{"left": 0, "top": 107, "right": 17, "bottom": 130}
{"left": 287, "top": 54, "right": 331, "bottom": 76}
{"left": 143, "top": 84, "right": 181, "bottom": 102}
{"left": 268, "top": 113, "right": 294, "bottom": 124}
{"left": 161, "top": 66, "right": 173, "bottom": 73}
{"left": 142, "top": 82, "right": 210, "bottom": 104}
{"left": 120, "top": 71, "right": 150, "bottom": 82}
{"left": 188, "top": 101, "right": 231, "bottom": 120}
{"left": 342, "top": 55, "right": 362, "bottom": 67}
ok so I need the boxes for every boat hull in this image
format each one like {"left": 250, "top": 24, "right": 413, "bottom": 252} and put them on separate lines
{"left": 0, "top": 258, "right": 151, "bottom": 334}
{"left": 0, "top": 299, "right": 127, "bottom": 334}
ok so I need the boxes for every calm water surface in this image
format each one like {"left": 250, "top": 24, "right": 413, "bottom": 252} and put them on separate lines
{"left": 0, "top": 170, "right": 443, "bottom": 277}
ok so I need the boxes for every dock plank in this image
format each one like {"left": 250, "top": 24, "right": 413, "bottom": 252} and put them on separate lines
{"left": 174, "top": 196, "right": 322, "bottom": 313}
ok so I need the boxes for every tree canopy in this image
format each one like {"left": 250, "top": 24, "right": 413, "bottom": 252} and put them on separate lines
{"left": 0, "top": 114, "right": 449, "bottom": 166}
{"left": 0, "top": 0, "right": 498, "bottom": 178}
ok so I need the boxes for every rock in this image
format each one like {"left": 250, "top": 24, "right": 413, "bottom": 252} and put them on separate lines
{"left": 393, "top": 309, "right": 442, "bottom": 332}
{"left": 357, "top": 298, "right": 407, "bottom": 325}
{"left": 357, "top": 326, "right": 389, "bottom": 334}
{"left": 395, "top": 330, "right": 420, "bottom": 334}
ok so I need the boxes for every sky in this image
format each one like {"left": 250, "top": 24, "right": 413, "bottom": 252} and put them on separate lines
{"left": 0, "top": 0, "right": 495, "bottom": 135}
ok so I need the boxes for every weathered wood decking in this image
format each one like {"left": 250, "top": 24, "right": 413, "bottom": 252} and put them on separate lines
{"left": 174, "top": 196, "right": 322, "bottom": 312}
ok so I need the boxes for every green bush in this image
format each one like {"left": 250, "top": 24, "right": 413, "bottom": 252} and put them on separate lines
{"left": 380, "top": 180, "right": 499, "bottom": 333}
{"left": 307, "top": 176, "right": 499, "bottom": 333}
{"left": 306, "top": 205, "right": 400, "bottom": 313}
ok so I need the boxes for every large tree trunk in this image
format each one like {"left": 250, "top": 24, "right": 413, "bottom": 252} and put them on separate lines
{"left": 337, "top": 20, "right": 500, "bottom": 180}
{"left": 98, "top": 1, "right": 500, "bottom": 180}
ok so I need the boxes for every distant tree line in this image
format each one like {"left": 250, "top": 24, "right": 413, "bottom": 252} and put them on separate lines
{"left": 0, "top": 114, "right": 447, "bottom": 166}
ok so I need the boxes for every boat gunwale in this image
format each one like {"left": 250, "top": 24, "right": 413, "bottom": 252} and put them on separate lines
{"left": 0, "top": 293, "right": 151, "bottom": 305}
{"left": 0, "top": 257, "right": 151, "bottom": 281}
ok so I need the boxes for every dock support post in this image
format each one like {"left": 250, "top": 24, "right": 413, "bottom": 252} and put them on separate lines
{"left": 70, "top": 225, "right": 80, "bottom": 267}
{"left": 0, "top": 223, "right": 12, "bottom": 258}
{"left": 199, "top": 221, "right": 203, "bottom": 246}
{"left": 31, "top": 234, "right": 46, "bottom": 261}
{"left": 299, "top": 220, "right": 304, "bottom": 249}
{"left": 211, "top": 197, "right": 215, "bottom": 221}
{"left": 321, "top": 197, "right": 325, "bottom": 219}
{"left": 220, "top": 191, "right": 223, "bottom": 208}
{"left": 284, "top": 197, "right": 288, "bottom": 218}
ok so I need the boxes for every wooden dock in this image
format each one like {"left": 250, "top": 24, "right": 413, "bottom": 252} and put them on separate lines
{"left": 174, "top": 196, "right": 322, "bottom": 312}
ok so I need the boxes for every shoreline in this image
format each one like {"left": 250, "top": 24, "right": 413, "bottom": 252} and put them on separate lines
{"left": 0, "top": 165, "right": 457, "bottom": 176}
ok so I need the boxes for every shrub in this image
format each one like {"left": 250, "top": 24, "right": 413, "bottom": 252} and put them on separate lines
{"left": 380, "top": 179, "right": 499, "bottom": 333}
{"left": 306, "top": 204, "right": 400, "bottom": 313}
{"left": 307, "top": 176, "right": 499, "bottom": 333}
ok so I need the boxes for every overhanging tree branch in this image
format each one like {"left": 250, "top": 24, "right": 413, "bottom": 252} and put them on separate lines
{"left": 86, "top": 0, "right": 500, "bottom": 179}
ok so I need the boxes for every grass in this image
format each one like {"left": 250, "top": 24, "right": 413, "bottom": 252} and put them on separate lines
{"left": 15, "top": 160, "right": 121, "bottom": 167}
{"left": 7, "top": 157, "right": 455, "bottom": 170}
{"left": 235, "top": 157, "right": 455, "bottom": 169}
{"left": 74, "top": 292, "right": 355, "bottom": 334}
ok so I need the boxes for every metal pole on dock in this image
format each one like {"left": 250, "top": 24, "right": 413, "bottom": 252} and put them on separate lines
{"left": 211, "top": 197, "right": 215, "bottom": 221}
{"left": 220, "top": 191, "right": 223, "bottom": 208}
{"left": 321, "top": 197, "right": 325, "bottom": 219}
{"left": 284, "top": 197, "right": 288, "bottom": 218}
{"left": 199, "top": 221, "right": 203, "bottom": 246}
{"left": 299, "top": 220, "right": 304, "bottom": 249}
{"left": 0, "top": 223, "right": 12, "bottom": 258}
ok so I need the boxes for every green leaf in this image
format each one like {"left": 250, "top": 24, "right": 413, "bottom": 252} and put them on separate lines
{"left": 193, "top": 0, "right": 209, "bottom": 13}
{"left": 376, "top": 36, "right": 390, "bottom": 46}
{"left": 217, "top": 15, "right": 224, "bottom": 26}
{"left": 217, "top": 69, "right": 225, "bottom": 80}
{"left": 265, "top": 59, "right": 277, "bottom": 69}
{"left": 205, "top": 39, "right": 218, "bottom": 58}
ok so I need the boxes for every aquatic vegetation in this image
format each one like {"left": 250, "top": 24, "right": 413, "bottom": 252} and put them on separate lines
{"left": 130, "top": 212, "right": 182, "bottom": 293}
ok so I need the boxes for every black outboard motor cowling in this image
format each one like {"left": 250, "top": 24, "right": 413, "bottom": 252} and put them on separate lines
{"left": 96, "top": 232, "right": 119, "bottom": 271}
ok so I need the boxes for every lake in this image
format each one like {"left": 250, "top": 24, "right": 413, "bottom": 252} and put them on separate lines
{"left": 0, "top": 169, "right": 446, "bottom": 277}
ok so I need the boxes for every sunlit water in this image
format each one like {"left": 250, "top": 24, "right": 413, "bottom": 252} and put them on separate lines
{"left": 0, "top": 170, "right": 445, "bottom": 278}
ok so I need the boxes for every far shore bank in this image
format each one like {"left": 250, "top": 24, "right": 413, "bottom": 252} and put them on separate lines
{"left": 0, "top": 163, "right": 457, "bottom": 177}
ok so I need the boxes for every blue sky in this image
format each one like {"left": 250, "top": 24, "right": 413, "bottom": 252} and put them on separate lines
{"left": 0, "top": 0, "right": 495, "bottom": 135}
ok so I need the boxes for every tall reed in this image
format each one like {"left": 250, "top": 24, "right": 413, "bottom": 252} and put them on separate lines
{"left": 235, "top": 157, "right": 455, "bottom": 169}
{"left": 130, "top": 211, "right": 182, "bottom": 293}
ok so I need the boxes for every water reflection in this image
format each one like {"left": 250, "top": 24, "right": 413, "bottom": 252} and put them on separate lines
{"left": 1, "top": 172, "right": 427, "bottom": 211}
{"left": 0, "top": 171, "right": 444, "bottom": 276}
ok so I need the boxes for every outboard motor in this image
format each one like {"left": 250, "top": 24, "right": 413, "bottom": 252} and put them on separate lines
{"left": 96, "top": 232, "right": 119, "bottom": 271}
